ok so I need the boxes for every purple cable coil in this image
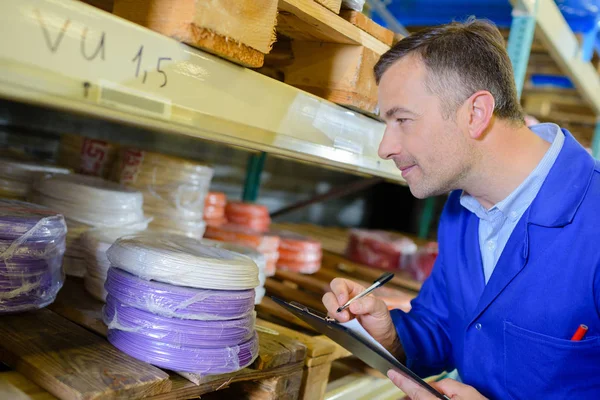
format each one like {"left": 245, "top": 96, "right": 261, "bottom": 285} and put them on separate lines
{"left": 103, "top": 294, "right": 255, "bottom": 347}
{"left": 107, "top": 329, "right": 259, "bottom": 373}
{"left": 0, "top": 200, "right": 67, "bottom": 313}
{"left": 104, "top": 267, "right": 255, "bottom": 320}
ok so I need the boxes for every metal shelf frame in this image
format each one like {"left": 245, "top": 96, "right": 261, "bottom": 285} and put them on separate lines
{"left": 508, "top": 0, "right": 600, "bottom": 158}
{"left": 0, "top": 0, "right": 404, "bottom": 184}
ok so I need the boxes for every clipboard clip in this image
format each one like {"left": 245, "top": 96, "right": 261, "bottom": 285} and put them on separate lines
{"left": 289, "top": 301, "right": 336, "bottom": 322}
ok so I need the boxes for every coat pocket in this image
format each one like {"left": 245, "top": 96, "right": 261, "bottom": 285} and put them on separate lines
{"left": 504, "top": 321, "right": 600, "bottom": 400}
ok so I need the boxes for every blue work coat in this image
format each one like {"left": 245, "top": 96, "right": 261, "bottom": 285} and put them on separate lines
{"left": 390, "top": 130, "right": 600, "bottom": 399}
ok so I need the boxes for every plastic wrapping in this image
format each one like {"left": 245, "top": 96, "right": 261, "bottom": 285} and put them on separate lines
{"left": 0, "top": 157, "right": 70, "bottom": 200}
{"left": 31, "top": 174, "right": 146, "bottom": 227}
{"left": 200, "top": 239, "right": 267, "bottom": 304}
{"left": 342, "top": 0, "right": 365, "bottom": 12}
{"left": 204, "top": 192, "right": 227, "bottom": 227}
{"left": 103, "top": 295, "right": 256, "bottom": 346}
{"left": 148, "top": 218, "right": 206, "bottom": 240}
{"left": 271, "top": 230, "right": 322, "bottom": 274}
{"left": 104, "top": 267, "right": 256, "bottom": 320}
{"left": 204, "top": 224, "right": 280, "bottom": 278}
{"left": 82, "top": 226, "right": 149, "bottom": 301}
{"left": 346, "top": 229, "right": 417, "bottom": 271}
{"left": 114, "top": 149, "right": 214, "bottom": 238}
{"left": 107, "top": 329, "right": 259, "bottom": 373}
{"left": 107, "top": 233, "right": 259, "bottom": 290}
{"left": 276, "top": 260, "right": 322, "bottom": 274}
{"left": 58, "top": 134, "right": 119, "bottom": 179}
{"left": 402, "top": 242, "right": 438, "bottom": 283}
{"left": 225, "top": 202, "right": 271, "bottom": 232}
{"left": 0, "top": 200, "right": 67, "bottom": 313}
{"left": 204, "top": 224, "right": 280, "bottom": 253}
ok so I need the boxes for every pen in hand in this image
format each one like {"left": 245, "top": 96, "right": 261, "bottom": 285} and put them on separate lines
{"left": 337, "top": 272, "right": 395, "bottom": 313}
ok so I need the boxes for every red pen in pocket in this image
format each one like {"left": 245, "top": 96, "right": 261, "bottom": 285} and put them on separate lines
{"left": 571, "top": 324, "right": 588, "bottom": 341}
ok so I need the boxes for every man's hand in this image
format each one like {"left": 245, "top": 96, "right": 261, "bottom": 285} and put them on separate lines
{"left": 388, "top": 370, "right": 488, "bottom": 400}
{"left": 322, "top": 277, "right": 402, "bottom": 355}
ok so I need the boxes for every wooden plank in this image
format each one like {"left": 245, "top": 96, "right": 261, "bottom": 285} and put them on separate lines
{"left": 256, "top": 297, "right": 316, "bottom": 332}
{"left": 299, "top": 362, "right": 331, "bottom": 400}
{"left": 265, "top": 278, "right": 326, "bottom": 312}
{"left": 149, "top": 362, "right": 303, "bottom": 400}
{"left": 0, "top": 309, "right": 171, "bottom": 400}
{"left": 314, "top": 0, "right": 342, "bottom": 14}
{"left": 77, "top": 0, "right": 113, "bottom": 12}
{"left": 0, "top": 372, "right": 57, "bottom": 400}
{"left": 47, "top": 277, "right": 108, "bottom": 337}
{"left": 284, "top": 42, "right": 379, "bottom": 113}
{"left": 257, "top": 320, "right": 336, "bottom": 361}
{"left": 340, "top": 10, "right": 394, "bottom": 46}
{"left": 277, "top": 0, "right": 390, "bottom": 55}
{"left": 210, "top": 369, "right": 304, "bottom": 400}
{"left": 113, "top": 0, "right": 278, "bottom": 67}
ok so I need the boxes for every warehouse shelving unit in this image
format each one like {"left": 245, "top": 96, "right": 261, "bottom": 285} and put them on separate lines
{"left": 0, "top": 0, "right": 402, "bottom": 186}
{"left": 507, "top": 0, "right": 600, "bottom": 157}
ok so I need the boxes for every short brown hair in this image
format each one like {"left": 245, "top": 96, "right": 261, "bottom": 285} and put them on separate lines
{"left": 374, "top": 19, "right": 524, "bottom": 122}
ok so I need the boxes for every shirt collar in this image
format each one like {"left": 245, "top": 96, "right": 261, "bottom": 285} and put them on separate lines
{"left": 460, "top": 123, "right": 565, "bottom": 221}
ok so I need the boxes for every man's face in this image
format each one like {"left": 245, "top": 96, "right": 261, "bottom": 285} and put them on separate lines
{"left": 378, "top": 55, "right": 473, "bottom": 198}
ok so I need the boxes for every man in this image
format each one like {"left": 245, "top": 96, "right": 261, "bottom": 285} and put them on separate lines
{"left": 323, "top": 19, "right": 600, "bottom": 399}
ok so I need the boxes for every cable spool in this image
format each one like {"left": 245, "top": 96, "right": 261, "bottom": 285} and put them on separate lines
{"left": 58, "top": 134, "right": 118, "bottom": 179}
{"left": 114, "top": 149, "right": 214, "bottom": 239}
{"left": 104, "top": 295, "right": 256, "bottom": 346}
{"left": 104, "top": 267, "right": 255, "bottom": 320}
{"left": 106, "top": 233, "right": 259, "bottom": 290}
{"left": 103, "top": 265, "right": 259, "bottom": 373}
{"left": 225, "top": 202, "right": 271, "bottom": 232}
{"left": 272, "top": 230, "right": 322, "bottom": 274}
{"left": 107, "top": 329, "right": 259, "bottom": 374}
{"left": 0, "top": 158, "right": 70, "bottom": 200}
{"left": 30, "top": 174, "right": 147, "bottom": 277}
{"left": 0, "top": 200, "right": 67, "bottom": 313}
{"left": 204, "top": 224, "right": 280, "bottom": 277}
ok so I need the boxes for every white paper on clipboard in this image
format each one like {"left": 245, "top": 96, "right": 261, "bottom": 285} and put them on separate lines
{"left": 340, "top": 319, "right": 397, "bottom": 360}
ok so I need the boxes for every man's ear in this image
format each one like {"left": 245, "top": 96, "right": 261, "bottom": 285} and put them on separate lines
{"left": 464, "top": 90, "right": 495, "bottom": 140}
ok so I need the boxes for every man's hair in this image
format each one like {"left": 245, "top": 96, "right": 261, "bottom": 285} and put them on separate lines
{"left": 374, "top": 19, "right": 524, "bottom": 123}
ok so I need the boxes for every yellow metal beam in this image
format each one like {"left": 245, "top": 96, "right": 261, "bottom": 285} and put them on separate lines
{"left": 0, "top": 0, "right": 403, "bottom": 183}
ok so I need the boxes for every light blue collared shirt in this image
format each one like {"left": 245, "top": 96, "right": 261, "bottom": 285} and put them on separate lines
{"left": 460, "top": 123, "right": 565, "bottom": 283}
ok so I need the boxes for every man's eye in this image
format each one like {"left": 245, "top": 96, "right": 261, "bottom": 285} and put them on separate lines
{"left": 397, "top": 118, "right": 408, "bottom": 124}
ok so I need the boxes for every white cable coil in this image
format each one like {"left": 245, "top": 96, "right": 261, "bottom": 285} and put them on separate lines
{"left": 200, "top": 239, "right": 266, "bottom": 304}
{"left": 35, "top": 174, "right": 143, "bottom": 211}
{"left": 106, "top": 233, "right": 259, "bottom": 291}
{"left": 31, "top": 174, "right": 148, "bottom": 228}
{"left": 82, "top": 226, "right": 149, "bottom": 301}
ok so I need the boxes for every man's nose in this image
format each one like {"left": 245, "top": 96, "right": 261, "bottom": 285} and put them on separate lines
{"left": 378, "top": 127, "right": 401, "bottom": 160}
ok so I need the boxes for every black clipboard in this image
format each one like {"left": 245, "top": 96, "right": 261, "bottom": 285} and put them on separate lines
{"left": 272, "top": 297, "right": 450, "bottom": 400}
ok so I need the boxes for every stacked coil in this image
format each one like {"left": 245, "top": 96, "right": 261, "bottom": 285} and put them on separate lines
{"left": 204, "top": 192, "right": 227, "bottom": 227}
{"left": 103, "top": 233, "right": 259, "bottom": 374}
{"left": 204, "top": 224, "right": 280, "bottom": 277}
{"left": 225, "top": 202, "right": 270, "bottom": 232}
{"left": 30, "top": 174, "right": 148, "bottom": 277}
{"left": 0, "top": 157, "right": 70, "bottom": 200}
{"left": 114, "top": 149, "right": 213, "bottom": 239}
{"left": 0, "top": 200, "right": 67, "bottom": 313}
{"left": 274, "top": 230, "right": 322, "bottom": 274}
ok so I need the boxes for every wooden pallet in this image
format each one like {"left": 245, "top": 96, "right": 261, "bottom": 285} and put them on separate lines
{"left": 46, "top": 277, "right": 355, "bottom": 400}
{"left": 107, "top": 0, "right": 392, "bottom": 114}
{"left": 1, "top": 277, "right": 307, "bottom": 400}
